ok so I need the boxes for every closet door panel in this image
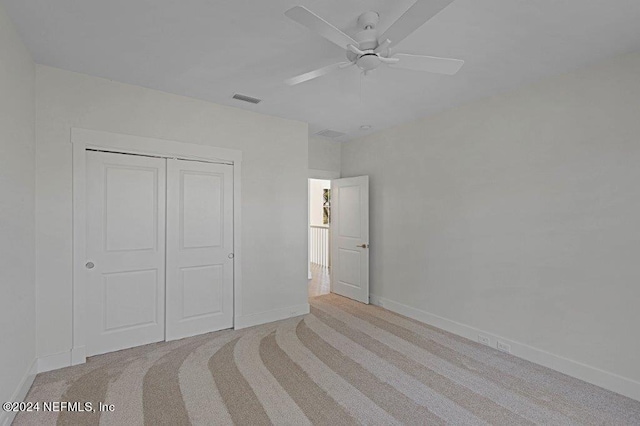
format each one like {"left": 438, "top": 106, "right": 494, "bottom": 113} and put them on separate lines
{"left": 166, "top": 159, "right": 234, "bottom": 340}
{"left": 86, "top": 151, "right": 166, "bottom": 356}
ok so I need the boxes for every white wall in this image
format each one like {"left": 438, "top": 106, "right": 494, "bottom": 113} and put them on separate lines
{"left": 0, "top": 1, "right": 36, "bottom": 413}
{"left": 309, "top": 179, "right": 330, "bottom": 226}
{"left": 308, "top": 136, "right": 341, "bottom": 173}
{"left": 35, "top": 66, "right": 309, "bottom": 363}
{"left": 342, "top": 52, "right": 640, "bottom": 397}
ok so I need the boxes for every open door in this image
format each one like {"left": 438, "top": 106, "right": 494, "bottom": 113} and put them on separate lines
{"left": 330, "top": 176, "right": 369, "bottom": 303}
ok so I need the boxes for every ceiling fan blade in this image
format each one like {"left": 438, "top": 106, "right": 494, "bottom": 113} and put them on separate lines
{"left": 285, "top": 6, "right": 358, "bottom": 50}
{"left": 379, "top": 0, "right": 454, "bottom": 48}
{"left": 285, "top": 62, "right": 350, "bottom": 86}
{"left": 391, "top": 54, "right": 464, "bottom": 75}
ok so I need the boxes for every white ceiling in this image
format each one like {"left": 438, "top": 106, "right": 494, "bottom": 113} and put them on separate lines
{"left": 4, "top": 0, "right": 640, "bottom": 141}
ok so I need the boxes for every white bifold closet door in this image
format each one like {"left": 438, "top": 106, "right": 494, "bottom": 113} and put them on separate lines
{"left": 86, "top": 151, "right": 167, "bottom": 356}
{"left": 86, "top": 151, "right": 233, "bottom": 356}
{"left": 165, "top": 159, "right": 234, "bottom": 341}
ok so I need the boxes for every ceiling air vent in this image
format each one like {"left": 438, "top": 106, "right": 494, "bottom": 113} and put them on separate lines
{"left": 316, "top": 129, "right": 346, "bottom": 139}
{"left": 232, "top": 93, "right": 262, "bottom": 104}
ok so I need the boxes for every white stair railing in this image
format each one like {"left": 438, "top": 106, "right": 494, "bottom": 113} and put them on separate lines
{"left": 310, "top": 225, "right": 330, "bottom": 269}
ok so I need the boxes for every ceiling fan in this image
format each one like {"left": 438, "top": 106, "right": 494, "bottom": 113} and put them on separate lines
{"left": 284, "top": 0, "right": 464, "bottom": 86}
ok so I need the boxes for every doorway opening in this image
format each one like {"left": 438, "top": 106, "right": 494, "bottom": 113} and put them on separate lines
{"left": 308, "top": 178, "right": 331, "bottom": 298}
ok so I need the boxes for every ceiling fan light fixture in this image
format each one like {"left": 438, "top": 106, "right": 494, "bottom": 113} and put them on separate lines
{"left": 356, "top": 53, "right": 381, "bottom": 71}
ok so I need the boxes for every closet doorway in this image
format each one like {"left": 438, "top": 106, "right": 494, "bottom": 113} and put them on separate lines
{"left": 72, "top": 129, "right": 242, "bottom": 362}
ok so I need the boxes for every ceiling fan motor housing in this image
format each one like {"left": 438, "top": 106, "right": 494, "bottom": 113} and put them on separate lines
{"left": 355, "top": 28, "right": 379, "bottom": 50}
{"left": 348, "top": 11, "right": 386, "bottom": 70}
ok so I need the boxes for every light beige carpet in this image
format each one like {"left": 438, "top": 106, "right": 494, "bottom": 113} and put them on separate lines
{"left": 15, "top": 294, "right": 640, "bottom": 425}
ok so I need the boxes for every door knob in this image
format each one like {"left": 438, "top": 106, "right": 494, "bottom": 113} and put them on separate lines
{"left": 356, "top": 244, "right": 369, "bottom": 249}
{"left": 85, "top": 261, "right": 95, "bottom": 269}
{"left": 228, "top": 253, "right": 234, "bottom": 259}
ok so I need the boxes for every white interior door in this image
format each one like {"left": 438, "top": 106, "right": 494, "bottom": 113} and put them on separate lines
{"left": 330, "top": 176, "right": 369, "bottom": 303}
{"left": 165, "top": 159, "right": 234, "bottom": 340}
{"left": 86, "top": 151, "right": 166, "bottom": 356}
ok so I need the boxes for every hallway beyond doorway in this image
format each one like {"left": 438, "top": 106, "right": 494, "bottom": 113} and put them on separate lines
{"left": 308, "top": 263, "right": 330, "bottom": 298}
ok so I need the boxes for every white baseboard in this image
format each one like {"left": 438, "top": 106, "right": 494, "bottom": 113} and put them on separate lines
{"left": 369, "top": 294, "right": 640, "bottom": 402}
{"left": 38, "top": 304, "right": 312, "bottom": 373}
{"left": 37, "top": 350, "right": 71, "bottom": 373}
{"left": 235, "top": 303, "right": 310, "bottom": 330}
{"left": 33, "top": 304, "right": 311, "bottom": 376}
{"left": 0, "top": 359, "right": 38, "bottom": 426}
